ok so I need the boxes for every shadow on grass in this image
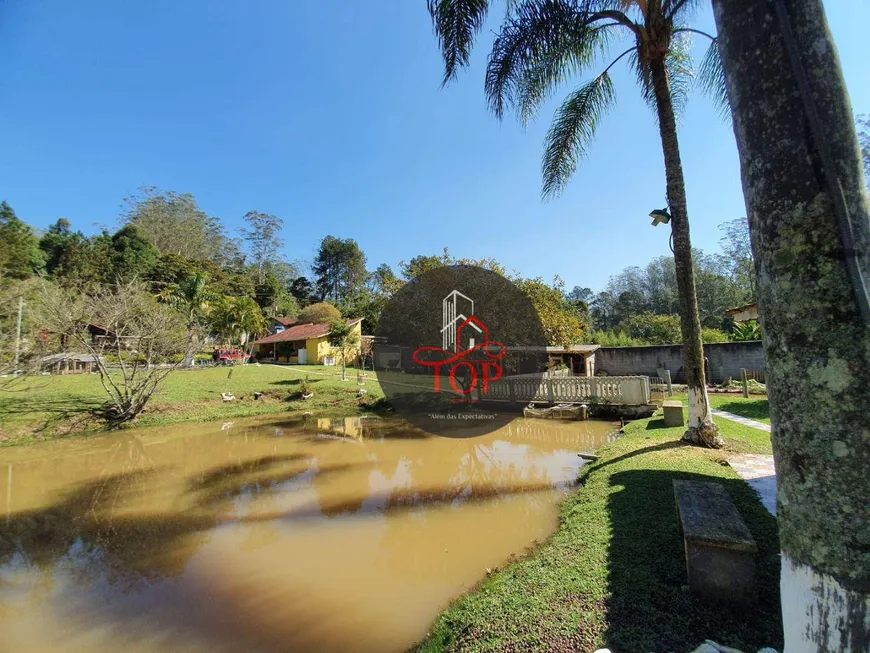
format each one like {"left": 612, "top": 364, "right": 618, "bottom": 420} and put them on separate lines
{"left": 602, "top": 468, "right": 782, "bottom": 652}
{"left": 645, "top": 418, "right": 673, "bottom": 430}
{"left": 716, "top": 399, "right": 770, "bottom": 422}
{"left": 0, "top": 396, "right": 106, "bottom": 437}
{"left": 587, "top": 440, "right": 688, "bottom": 473}
{"left": 269, "top": 377, "right": 323, "bottom": 387}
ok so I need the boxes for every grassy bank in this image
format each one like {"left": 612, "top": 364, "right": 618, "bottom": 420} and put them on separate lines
{"left": 0, "top": 363, "right": 385, "bottom": 446}
{"left": 708, "top": 394, "right": 771, "bottom": 424}
{"left": 418, "top": 412, "right": 780, "bottom": 652}
{"left": 666, "top": 392, "right": 771, "bottom": 425}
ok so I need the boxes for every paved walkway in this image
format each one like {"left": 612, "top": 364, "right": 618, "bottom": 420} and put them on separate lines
{"left": 711, "top": 409, "right": 777, "bottom": 516}
{"left": 711, "top": 408, "right": 771, "bottom": 432}
{"left": 726, "top": 453, "right": 777, "bottom": 516}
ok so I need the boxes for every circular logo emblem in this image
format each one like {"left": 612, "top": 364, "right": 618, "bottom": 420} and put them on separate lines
{"left": 373, "top": 265, "right": 548, "bottom": 437}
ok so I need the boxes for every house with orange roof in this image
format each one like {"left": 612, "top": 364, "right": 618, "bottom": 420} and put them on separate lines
{"left": 251, "top": 317, "right": 363, "bottom": 365}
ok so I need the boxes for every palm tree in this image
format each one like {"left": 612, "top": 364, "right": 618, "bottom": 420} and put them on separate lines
{"left": 212, "top": 295, "right": 267, "bottom": 349}
{"left": 428, "top": 0, "right": 726, "bottom": 446}
{"left": 158, "top": 272, "right": 219, "bottom": 363}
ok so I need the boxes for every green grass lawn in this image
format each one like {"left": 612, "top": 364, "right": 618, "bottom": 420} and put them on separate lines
{"left": 0, "top": 363, "right": 385, "bottom": 446}
{"left": 666, "top": 393, "right": 772, "bottom": 425}
{"left": 708, "top": 394, "right": 771, "bottom": 424}
{"left": 417, "top": 413, "right": 780, "bottom": 652}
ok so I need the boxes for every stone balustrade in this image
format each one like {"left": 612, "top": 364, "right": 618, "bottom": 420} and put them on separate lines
{"left": 484, "top": 375, "right": 651, "bottom": 405}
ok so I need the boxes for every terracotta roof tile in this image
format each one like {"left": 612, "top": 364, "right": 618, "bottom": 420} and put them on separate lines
{"left": 253, "top": 318, "right": 361, "bottom": 345}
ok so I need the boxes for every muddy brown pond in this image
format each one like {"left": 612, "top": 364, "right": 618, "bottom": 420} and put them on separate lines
{"left": 0, "top": 415, "right": 618, "bottom": 652}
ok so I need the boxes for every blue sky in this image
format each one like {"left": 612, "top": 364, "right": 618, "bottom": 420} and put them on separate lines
{"left": 1, "top": 1, "right": 868, "bottom": 292}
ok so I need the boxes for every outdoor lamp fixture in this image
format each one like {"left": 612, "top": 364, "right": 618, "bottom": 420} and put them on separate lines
{"left": 649, "top": 207, "right": 675, "bottom": 253}
{"left": 649, "top": 208, "right": 671, "bottom": 227}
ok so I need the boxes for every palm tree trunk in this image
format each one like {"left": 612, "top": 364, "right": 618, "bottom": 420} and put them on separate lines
{"left": 649, "top": 57, "right": 723, "bottom": 448}
{"left": 713, "top": 0, "right": 870, "bottom": 648}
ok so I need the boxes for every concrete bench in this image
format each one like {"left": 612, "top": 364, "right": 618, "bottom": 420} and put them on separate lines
{"left": 662, "top": 400, "right": 684, "bottom": 427}
{"left": 673, "top": 480, "right": 757, "bottom": 603}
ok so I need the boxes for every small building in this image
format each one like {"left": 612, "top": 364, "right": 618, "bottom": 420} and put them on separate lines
{"left": 544, "top": 344, "right": 600, "bottom": 376}
{"left": 38, "top": 352, "right": 101, "bottom": 375}
{"left": 252, "top": 318, "right": 363, "bottom": 365}
{"left": 507, "top": 345, "right": 599, "bottom": 376}
{"left": 269, "top": 316, "right": 297, "bottom": 333}
{"left": 83, "top": 324, "right": 139, "bottom": 350}
{"left": 725, "top": 302, "right": 758, "bottom": 323}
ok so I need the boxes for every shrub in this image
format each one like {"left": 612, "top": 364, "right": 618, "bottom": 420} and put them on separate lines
{"left": 731, "top": 320, "right": 761, "bottom": 341}
{"left": 297, "top": 302, "right": 341, "bottom": 324}
{"left": 590, "top": 330, "right": 645, "bottom": 347}
{"left": 622, "top": 312, "right": 682, "bottom": 344}
{"left": 701, "top": 327, "right": 730, "bottom": 343}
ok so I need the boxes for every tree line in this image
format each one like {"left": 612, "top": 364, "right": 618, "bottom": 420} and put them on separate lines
{"left": 583, "top": 217, "right": 756, "bottom": 346}
{"left": 0, "top": 189, "right": 587, "bottom": 369}
{"left": 1, "top": 185, "right": 759, "bottom": 374}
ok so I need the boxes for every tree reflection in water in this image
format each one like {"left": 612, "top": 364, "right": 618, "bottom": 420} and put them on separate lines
{"left": 0, "top": 415, "right": 612, "bottom": 653}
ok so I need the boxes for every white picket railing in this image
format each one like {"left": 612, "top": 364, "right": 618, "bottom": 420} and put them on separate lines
{"left": 484, "top": 375, "right": 650, "bottom": 405}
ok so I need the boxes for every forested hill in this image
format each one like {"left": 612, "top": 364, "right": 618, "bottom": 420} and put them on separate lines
{"left": 1, "top": 187, "right": 756, "bottom": 355}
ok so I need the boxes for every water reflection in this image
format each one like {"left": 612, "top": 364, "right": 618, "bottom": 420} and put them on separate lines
{"left": 0, "top": 415, "right": 618, "bottom": 652}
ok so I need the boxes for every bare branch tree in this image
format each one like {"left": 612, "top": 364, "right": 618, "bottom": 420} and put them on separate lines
{"left": 36, "top": 280, "right": 193, "bottom": 423}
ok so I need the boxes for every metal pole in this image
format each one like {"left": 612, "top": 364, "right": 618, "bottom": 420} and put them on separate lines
{"left": 5, "top": 464, "right": 11, "bottom": 525}
{"left": 13, "top": 295, "right": 23, "bottom": 368}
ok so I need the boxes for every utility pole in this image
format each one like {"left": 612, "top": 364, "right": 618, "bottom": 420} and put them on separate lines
{"left": 12, "top": 295, "right": 23, "bottom": 369}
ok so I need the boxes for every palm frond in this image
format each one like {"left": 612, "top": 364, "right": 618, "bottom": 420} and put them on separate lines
{"left": 697, "top": 39, "right": 730, "bottom": 120}
{"left": 428, "top": 0, "right": 491, "bottom": 85}
{"left": 629, "top": 32, "right": 693, "bottom": 121}
{"left": 516, "top": 24, "right": 618, "bottom": 126}
{"left": 486, "top": 0, "right": 619, "bottom": 124}
{"left": 628, "top": 47, "right": 654, "bottom": 109}
{"left": 666, "top": 32, "right": 694, "bottom": 117}
{"left": 665, "top": 0, "right": 703, "bottom": 21}
{"left": 619, "top": 0, "right": 646, "bottom": 15}
{"left": 542, "top": 72, "right": 615, "bottom": 198}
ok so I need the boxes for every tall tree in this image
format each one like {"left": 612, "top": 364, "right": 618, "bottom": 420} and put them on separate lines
{"left": 0, "top": 202, "right": 43, "bottom": 279}
{"left": 858, "top": 114, "right": 869, "bottom": 184}
{"left": 158, "top": 271, "right": 219, "bottom": 362}
{"left": 289, "top": 276, "right": 318, "bottom": 306}
{"left": 515, "top": 276, "right": 588, "bottom": 347}
{"left": 719, "top": 217, "right": 755, "bottom": 300}
{"left": 107, "top": 225, "right": 159, "bottom": 281}
{"left": 400, "top": 249, "right": 452, "bottom": 280}
{"left": 122, "top": 187, "right": 237, "bottom": 264}
{"left": 713, "top": 0, "right": 870, "bottom": 648}
{"left": 566, "top": 285, "right": 593, "bottom": 304}
{"left": 241, "top": 210, "right": 285, "bottom": 285}
{"left": 427, "top": 0, "right": 725, "bottom": 446}
{"left": 312, "top": 236, "right": 368, "bottom": 302}
{"left": 38, "top": 218, "right": 108, "bottom": 286}
{"left": 369, "top": 263, "right": 403, "bottom": 296}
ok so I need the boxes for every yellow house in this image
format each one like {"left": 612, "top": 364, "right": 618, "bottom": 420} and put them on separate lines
{"left": 252, "top": 318, "right": 363, "bottom": 365}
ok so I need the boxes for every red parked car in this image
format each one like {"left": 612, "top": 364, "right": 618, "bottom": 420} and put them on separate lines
{"left": 212, "top": 348, "right": 251, "bottom": 365}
